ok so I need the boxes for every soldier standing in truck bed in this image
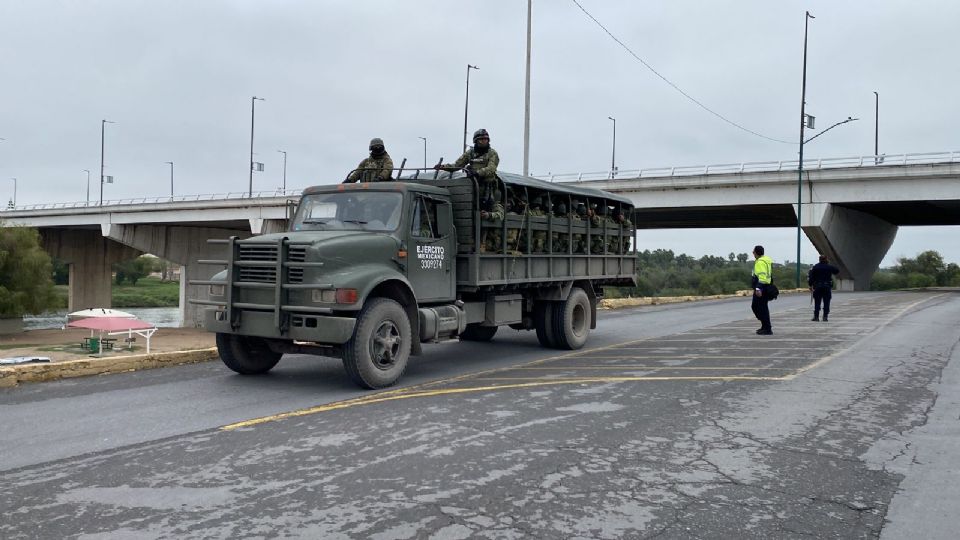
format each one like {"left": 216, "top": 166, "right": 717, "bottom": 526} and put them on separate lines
{"left": 436, "top": 129, "right": 500, "bottom": 199}
{"left": 345, "top": 138, "right": 394, "bottom": 183}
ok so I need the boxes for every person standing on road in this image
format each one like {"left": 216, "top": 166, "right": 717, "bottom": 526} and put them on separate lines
{"left": 751, "top": 245, "right": 774, "bottom": 335}
{"left": 345, "top": 138, "right": 394, "bottom": 183}
{"left": 808, "top": 255, "right": 840, "bottom": 321}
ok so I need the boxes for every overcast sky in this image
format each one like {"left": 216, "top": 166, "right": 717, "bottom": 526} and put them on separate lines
{"left": 1, "top": 0, "right": 957, "bottom": 266}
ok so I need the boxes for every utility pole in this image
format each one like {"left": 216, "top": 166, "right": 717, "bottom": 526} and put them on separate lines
{"left": 277, "top": 150, "right": 287, "bottom": 192}
{"left": 418, "top": 137, "right": 427, "bottom": 169}
{"left": 100, "top": 119, "right": 114, "bottom": 206}
{"left": 249, "top": 96, "right": 264, "bottom": 197}
{"left": 463, "top": 64, "right": 478, "bottom": 151}
{"left": 607, "top": 116, "right": 617, "bottom": 178}
{"left": 873, "top": 91, "right": 879, "bottom": 162}
{"left": 523, "top": 0, "right": 532, "bottom": 176}
{"left": 165, "top": 161, "right": 174, "bottom": 198}
{"left": 796, "top": 11, "right": 814, "bottom": 288}
{"left": 83, "top": 169, "right": 90, "bottom": 206}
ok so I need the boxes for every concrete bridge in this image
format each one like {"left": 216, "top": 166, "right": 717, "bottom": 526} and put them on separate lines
{"left": 1, "top": 191, "right": 296, "bottom": 327}
{"left": 544, "top": 151, "right": 960, "bottom": 291}
{"left": 2, "top": 151, "right": 958, "bottom": 325}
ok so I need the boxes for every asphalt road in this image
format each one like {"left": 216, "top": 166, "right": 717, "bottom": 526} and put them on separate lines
{"left": 1, "top": 291, "right": 958, "bottom": 539}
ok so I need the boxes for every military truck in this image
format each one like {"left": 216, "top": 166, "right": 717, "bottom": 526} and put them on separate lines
{"left": 192, "top": 170, "right": 636, "bottom": 388}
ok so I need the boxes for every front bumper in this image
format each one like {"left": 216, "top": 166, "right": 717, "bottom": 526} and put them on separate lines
{"left": 202, "top": 308, "right": 356, "bottom": 344}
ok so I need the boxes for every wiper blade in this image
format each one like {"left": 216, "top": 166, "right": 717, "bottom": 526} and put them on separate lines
{"left": 342, "top": 219, "right": 368, "bottom": 224}
{"left": 302, "top": 218, "right": 329, "bottom": 224}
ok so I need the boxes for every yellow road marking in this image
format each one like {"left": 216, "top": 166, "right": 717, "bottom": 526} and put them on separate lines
{"left": 510, "top": 366, "right": 794, "bottom": 371}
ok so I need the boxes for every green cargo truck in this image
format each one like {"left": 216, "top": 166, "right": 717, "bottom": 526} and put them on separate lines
{"left": 192, "top": 170, "right": 636, "bottom": 388}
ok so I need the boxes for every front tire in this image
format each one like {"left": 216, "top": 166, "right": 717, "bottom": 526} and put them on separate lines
{"left": 342, "top": 298, "right": 412, "bottom": 389}
{"left": 216, "top": 333, "right": 282, "bottom": 375}
{"left": 460, "top": 324, "right": 498, "bottom": 342}
{"left": 552, "top": 288, "right": 591, "bottom": 350}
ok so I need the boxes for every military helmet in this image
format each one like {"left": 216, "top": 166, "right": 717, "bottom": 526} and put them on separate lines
{"left": 530, "top": 195, "right": 543, "bottom": 208}
{"left": 472, "top": 128, "right": 490, "bottom": 142}
{"left": 555, "top": 202, "right": 567, "bottom": 215}
{"left": 369, "top": 137, "right": 385, "bottom": 150}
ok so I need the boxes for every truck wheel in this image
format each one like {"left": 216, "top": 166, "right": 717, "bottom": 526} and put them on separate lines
{"left": 460, "top": 324, "right": 498, "bottom": 342}
{"left": 216, "top": 333, "right": 282, "bottom": 375}
{"left": 534, "top": 301, "right": 559, "bottom": 348}
{"left": 552, "top": 288, "right": 591, "bottom": 350}
{"left": 342, "top": 298, "right": 411, "bottom": 389}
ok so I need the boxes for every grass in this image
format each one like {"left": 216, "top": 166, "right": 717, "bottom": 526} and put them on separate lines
{"left": 52, "top": 276, "right": 180, "bottom": 309}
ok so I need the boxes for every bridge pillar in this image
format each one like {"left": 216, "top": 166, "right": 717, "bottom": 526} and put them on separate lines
{"left": 103, "top": 224, "right": 252, "bottom": 328}
{"left": 799, "top": 203, "right": 898, "bottom": 291}
{"left": 250, "top": 218, "right": 288, "bottom": 235}
{"left": 41, "top": 229, "right": 141, "bottom": 312}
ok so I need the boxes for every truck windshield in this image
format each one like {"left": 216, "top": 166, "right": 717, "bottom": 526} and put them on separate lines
{"left": 292, "top": 191, "right": 403, "bottom": 232}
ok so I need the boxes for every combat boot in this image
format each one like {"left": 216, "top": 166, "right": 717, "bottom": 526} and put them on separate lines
{"left": 811, "top": 315, "right": 819, "bottom": 321}
{"left": 823, "top": 314, "right": 828, "bottom": 322}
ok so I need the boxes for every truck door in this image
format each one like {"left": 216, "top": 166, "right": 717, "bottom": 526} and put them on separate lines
{"left": 407, "top": 194, "right": 456, "bottom": 302}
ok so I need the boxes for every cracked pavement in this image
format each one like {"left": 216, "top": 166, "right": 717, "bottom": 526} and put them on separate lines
{"left": 1, "top": 291, "right": 958, "bottom": 538}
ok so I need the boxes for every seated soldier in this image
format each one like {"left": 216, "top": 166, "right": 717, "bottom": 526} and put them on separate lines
{"left": 612, "top": 207, "right": 633, "bottom": 253}
{"left": 551, "top": 199, "right": 569, "bottom": 254}
{"left": 479, "top": 188, "right": 504, "bottom": 253}
{"left": 528, "top": 195, "right": 547, "bottom": 253}
{"left": 505, "top": 189, "right": 528, "bottom": 254}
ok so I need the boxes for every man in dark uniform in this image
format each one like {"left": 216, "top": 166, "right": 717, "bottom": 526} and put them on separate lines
{"left": 808, "top": 255, "right": 840, "bottom": 321}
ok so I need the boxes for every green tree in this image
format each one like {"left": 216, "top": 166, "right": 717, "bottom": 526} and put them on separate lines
{"left": 0, "top": 226, "right": 57, "bottom": 316}
{"left": 113, "top": 256, "right": 153, "bottom": 285}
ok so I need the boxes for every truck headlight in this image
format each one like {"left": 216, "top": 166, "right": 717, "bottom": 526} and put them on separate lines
{"left": 312, "top": 289, "right": 337, "bottom": 303}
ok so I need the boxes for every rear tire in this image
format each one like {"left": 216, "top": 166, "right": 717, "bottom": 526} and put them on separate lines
{"left": 552, "top": 288, "right": 591, "bottom": 350}
{"left": 460, "top": 324, "right": 498, "bottom": 342}
{"left": 216, "top": 333, "right": 282, "bottom": 375}
{"left": 534, "top": 301, "right": 559, "bottom": 348}
{"left": 342, "top": 298, "right": 411, "bottom": 389}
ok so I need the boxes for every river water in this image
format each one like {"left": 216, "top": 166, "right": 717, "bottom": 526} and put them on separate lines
{"left": 24, "top": 307, "right": 182, "bottom": 330}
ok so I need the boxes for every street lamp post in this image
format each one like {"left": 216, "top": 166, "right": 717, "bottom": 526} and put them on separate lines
{"left": 523, "top": 0, "right": 532, "bottom": 176}
{"left": 795, "top": 11, "right": 814, "bottom": 288}
{"left": 418, "top": 137, "right": 427, "bottom": 168}
{"left": 873, "top": 91, "right": 879, "bottom": 161}
{"left": 100, "top": 119, "right": 115, "bottom": 206}
{"left": 164, "top": 161, "right": 174, "bottom": 198}
{"left": 277, "top": 150, "right": 287, "bottom": 192}
{"left": 607, "top": 116, "right": 617, "bottom": 178}
{"left": 83, "top": 169, "right": 91, "bottom": 206}
{"left": 10, "top": 177, "right": 15, "bottom": 208}
{"left": 463, "top": 64, "right": 479, "bottom": 151}
{"left": 249, "top": 96, "right": 265, "bottom": 198}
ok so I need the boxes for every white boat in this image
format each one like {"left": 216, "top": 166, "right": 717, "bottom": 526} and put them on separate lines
{"left": 66, "top": 308, "right": 137, "bottom": 322}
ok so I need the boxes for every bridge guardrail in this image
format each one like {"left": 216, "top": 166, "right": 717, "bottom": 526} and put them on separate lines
{"left": 4, "top": 189, "right": 303, "bottom": 212}
{"left": 537, "top": 150, "right": 960, "bottom": 183}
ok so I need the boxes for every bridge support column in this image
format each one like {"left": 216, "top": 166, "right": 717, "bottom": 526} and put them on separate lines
{"left": 104, "top": 224, "right": 252, "bottom": 328}
{"left": 799, "top": 203, "right": 898, "bottom": 291}
{"left": 41, "top": 229, "right": 141, "bottom": 312}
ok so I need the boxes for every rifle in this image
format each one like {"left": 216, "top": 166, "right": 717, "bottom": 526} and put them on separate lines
{"left": 432, "top": 157, "right": 444, "bottom": 180}
{"left": 395, "top": 158, "right": 407, "bottom": 180}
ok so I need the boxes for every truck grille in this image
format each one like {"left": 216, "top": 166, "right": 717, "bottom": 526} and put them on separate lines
{"left": 236, "top": 244, "right": 306, "bottom": 284}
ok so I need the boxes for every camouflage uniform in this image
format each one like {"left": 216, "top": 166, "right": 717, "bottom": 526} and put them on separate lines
{"left": 528, "top": 196, "right": 547, "bottom": 253}
{"left": 346, "top": 138, "right": 394, "bottom": 182}
{"left": 479, "top": 200, "right": 504, "bottom": 253}
{"left": 572, "top": 202, "right": 587, "bottom": 253}
{"left": 438, "top": 129, "right": 500, "bottom": 197}
{"left": 616, "top": 212, "right": 634, "bottom": 253}
{"left": 505, "top": 192, "right": 527, "bottom": 253}
{"left": 551, "top": 199, "right": 569, "bottom": 254}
